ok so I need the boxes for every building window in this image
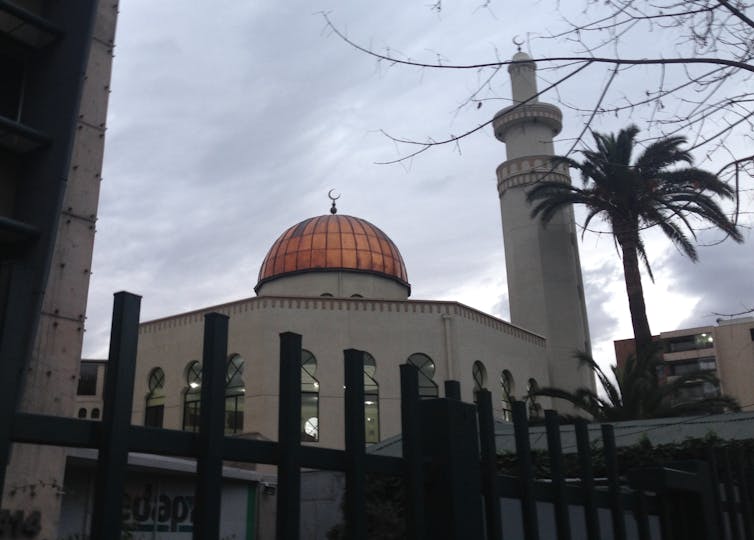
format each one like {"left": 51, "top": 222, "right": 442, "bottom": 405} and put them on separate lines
{"left": 669, "top": 357, "right": 717, "bottom": 376}
{"left": 145, "top": 367, "right": 165, "bottom": 428}
{"left": 406, "top": 353, "right": 438, "bottom": 398}
{"left": 472, "top": 361, "right": 487, "bottom": 403}
{"left": 77, "top": 408, "right": 87, "bottom": 419}
{"left": 750, "top": 328, "right": 754, "bottom": 341}
{"left": 364, "top": 353, "right": 380, "bottom": 444}
{"left": 183, "top": 361, "right": 202, "bottom": 432}
{"left": 666, "top": 332, "right": 714, "bottom": 352}
{"left": 76, "top": 363, "right": 98, "bottom": 396}
{"left": 320, "top": 293, "right": 333, "bottom": 297}
{"left": 527, "top": 378, "right": 542, "bottom": 419}
{"left": 301, "top": 350, "right": 319, "bottom": 442}
{"left": 225, "top": 355, "right": 245, "bottom": 435}
{"left": 91, "top": 408, "right": 100, "bottom": 420}
{"left": 500, "top": 370, "right": 515, "bottom": 422}
{"left": 351, "top": 294, "right": 363, "bottom": 298}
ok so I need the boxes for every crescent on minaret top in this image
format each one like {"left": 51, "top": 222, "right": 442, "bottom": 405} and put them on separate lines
{"left": 512, "top": 35, "right": 524, "bottom": 52}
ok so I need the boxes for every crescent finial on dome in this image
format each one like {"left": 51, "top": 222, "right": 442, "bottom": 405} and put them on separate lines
{"left": 328, "top": 189, "right": 340, "bottom": 214}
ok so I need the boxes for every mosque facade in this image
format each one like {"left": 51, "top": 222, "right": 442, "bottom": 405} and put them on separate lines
{"left": 125, "top": 51, "right": 595, "bottom": 448}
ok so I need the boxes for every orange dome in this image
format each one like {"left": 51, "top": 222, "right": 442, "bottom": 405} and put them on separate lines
{"left": 256, "top": 215, "right": 409, "bottom": 291}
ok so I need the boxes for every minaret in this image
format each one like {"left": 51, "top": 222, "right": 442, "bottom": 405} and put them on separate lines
{"left": 492, "top": 51, "right": 595, "bottom": 396}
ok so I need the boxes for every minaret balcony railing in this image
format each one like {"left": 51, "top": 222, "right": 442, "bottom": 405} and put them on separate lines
{"left": 493, "top": 102, "right": 563, "bottom": 142}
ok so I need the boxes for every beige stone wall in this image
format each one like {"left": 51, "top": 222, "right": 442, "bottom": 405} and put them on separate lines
{"left": 132, "top": 296, "right": 551, "bottom": 450}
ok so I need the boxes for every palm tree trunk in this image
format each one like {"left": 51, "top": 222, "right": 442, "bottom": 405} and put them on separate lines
{"left": 617, "top": 236, "right": 654, "bottom": 358}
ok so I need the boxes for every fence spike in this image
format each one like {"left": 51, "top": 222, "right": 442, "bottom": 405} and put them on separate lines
{"left": 513, "top": 400, "right": 539, "bottom": 540}
{"left": 344, "top": 349, "right": 367, "bottom": 539}
{"left": 91, "top": 292, "right": 141, "bottom": 539}
{"left": 545, "top": 410, "right": 571, "bottom": 540}
{"left": 400, "top": 364, "right": 425, "bottom": 540}
{"left": 276, "top": 332, "right": 302, "bottom": 540}
{"left": 478, "top": 390, "right": 503, "bottom": 540}
{"left": 193, "top": 312, "right": 229, "bottom": 540}
{"left": 575, "top": 418, "right": 600, "bottom": 540}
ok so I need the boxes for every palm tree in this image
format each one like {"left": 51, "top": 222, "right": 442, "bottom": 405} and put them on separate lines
{"left": 526, "top": 125, "right": 743, "bottom": 357}
{"left": 531, "top": 352, "right": 739, "bottom": 421}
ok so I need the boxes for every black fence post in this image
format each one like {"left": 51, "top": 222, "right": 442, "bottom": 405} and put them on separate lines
{"left": 444, "top": 380, "right": 461, "bottom": 400}
{"left": 628, "top": 460, "right": 719, "bottom": 540}
{"left": 277, "top": 332, "right": 302, "bottom": 540}
{"left": 545, "top": 410, "right": 571, "bottom": 540}
{"left": 420, "top": 397, "right": 483, "bottom": 540}
{"left": 400, "top": 364, "right": 425, "bottom": 540}
{"left": 633, "top": 491, "right": 651, "bottom": 540}
{"left": 344, "top": 349, "right": 366, "bottom": 539}
{"left": 477, "top": 390, "right": 503, "bottom": 540}
{"left": 735, "top": 447, "right": 753, "bottom": 539}
{"left": 513, "top": 400, "right": 539, "bottom": 540}
{"left": 724, "top": 447, "right": 743, "bottom": 540}
{"left": 602, "top": 424, "right": 626, "bottom": 540}
{"left": 90, "top": 291, "right": 141, "bottom": 539}
{"left": 575, "top": 418, "right": 600, "bottom": 540}
{"left": 193, "top": 312, "right": 229, "bottom": 540}
{"left": 707, "top": 447, "right": 727, "bottom": 540}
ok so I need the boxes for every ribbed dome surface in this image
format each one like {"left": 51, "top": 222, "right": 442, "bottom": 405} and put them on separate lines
{"left": 256, "top": 215, "right": 409, "bottom": 290}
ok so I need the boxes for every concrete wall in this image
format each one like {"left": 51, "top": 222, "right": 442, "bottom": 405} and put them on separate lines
{"left": 2, "top": 3, "right": 118, "bottom": 538}
{"left": 705, "top": 318, "right": 754, "bottom": 410}
{"left": 257, "top": 271, "right": 409, "bottom": 300}
{"left": 59, "top": 461, "right": 266, "bottom": 540}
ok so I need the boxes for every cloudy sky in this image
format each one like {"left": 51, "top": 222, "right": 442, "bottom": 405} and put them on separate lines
{"left": 83, "top": 1, "right": 753, "bottom": 370}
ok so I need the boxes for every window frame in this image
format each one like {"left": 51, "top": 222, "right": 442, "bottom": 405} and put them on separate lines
{"left": 407, "top": 353, "right": 439, "bottom": 398}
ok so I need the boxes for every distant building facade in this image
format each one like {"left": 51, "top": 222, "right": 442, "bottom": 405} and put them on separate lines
{"left": 614, "top": 317, "right": 754, "bottom": 409}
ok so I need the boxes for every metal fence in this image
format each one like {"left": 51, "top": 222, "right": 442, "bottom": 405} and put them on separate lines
{"left": 2, "top": 291, "right": 753, "bottom": 539}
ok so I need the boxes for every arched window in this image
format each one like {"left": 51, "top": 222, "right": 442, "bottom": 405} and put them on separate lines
{"left": 472, "top": 361, "right": 487, "bottom": 403}
{"left": 225, "top": 355, "right": 245, "bottom": 435}
{"left": 301, "top": 350, "right": 319, "bottom": 442}
{"left": 364, "top": 353, "right": 380, "bottom": 444}
{"left": 77, "top": 408, "right": 87, "bottom": 419}
{"left": 145, "top": 367, "right": 165, "bottom": 428}
{"left": 183, "top": 361, "right": 202, "bottom": 432}
{"left": 91, "top": 408, "right": 100, "bottom": 420}
{"left": 527, "top": 378, "right": 542, "bottom": 419}
{"left": 406, "top": 353, "right": 438, "bottom": 398}
{"left": 500, "top": 370, "right": 515, "bottom": 422}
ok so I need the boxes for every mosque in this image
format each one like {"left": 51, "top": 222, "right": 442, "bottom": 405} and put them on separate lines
{"left": 126, "top": 51, "right": 595, "bottom": 448}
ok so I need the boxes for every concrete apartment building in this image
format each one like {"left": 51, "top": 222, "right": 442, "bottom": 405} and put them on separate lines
{"left": 614, "top": 317, "right": 754, "bottom": 409}
{"left": 0, "top": 1, "right": 118, "bottom": 537}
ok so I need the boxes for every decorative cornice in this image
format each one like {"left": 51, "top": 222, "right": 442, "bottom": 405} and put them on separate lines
{"left": 493, "top": 102, "right": 562, "bottom": 142}
{"left": 496, "top": 156, "right": 571, "bottom": 195}
{"left": 138, "top": 296, "right": 546, "bottom": 347}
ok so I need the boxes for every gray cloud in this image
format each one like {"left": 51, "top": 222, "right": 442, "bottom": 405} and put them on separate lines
{"left": 83, "top": 2, "right": 754, "bottom": 363}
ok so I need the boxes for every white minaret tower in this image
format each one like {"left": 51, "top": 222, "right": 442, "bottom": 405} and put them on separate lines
{"left": 493, "top": 51, "right": 595, "bottom": 397}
